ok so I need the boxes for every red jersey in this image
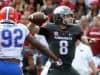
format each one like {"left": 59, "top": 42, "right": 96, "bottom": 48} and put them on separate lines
{"left": 4, "top": 0, "right": 12, "bottom": 6}
{"left": 87, "top": 27, "right": 100, "bottom": 56}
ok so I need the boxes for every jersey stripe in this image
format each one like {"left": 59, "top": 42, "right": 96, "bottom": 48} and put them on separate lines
{"left": 6, "top": 7, "right": 10, "bottom": 20}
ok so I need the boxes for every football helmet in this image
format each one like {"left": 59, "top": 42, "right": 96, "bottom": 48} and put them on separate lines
{"left": 0, "top": 6, "right": 16, "bottom": 21}
{"left": 52, "top": 6, "right": 73, "bottom": 25}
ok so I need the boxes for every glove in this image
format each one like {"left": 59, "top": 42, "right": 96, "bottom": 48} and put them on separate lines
{"left": 54, "top": 59, "right": 63, "bottom": 66}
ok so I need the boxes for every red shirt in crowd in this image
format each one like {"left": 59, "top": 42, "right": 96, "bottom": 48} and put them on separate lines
{"left": 4, "top": 0, "right": 12, "bottom": 6}
{"left": 16, "top": 11, "right": 22, "bottom": 23}
{"left": 53, "top": 0, "right": 61, "bottom": 4}
{"left": 87, "top": 27, "right": 100, "bottom": 56}
{"left": 60, "top": 1, "right": 75, "bottom": 10}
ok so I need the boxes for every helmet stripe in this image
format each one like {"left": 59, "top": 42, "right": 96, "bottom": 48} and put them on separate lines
{"left": 6, "top": 7, "right": 10, "bottom": 20}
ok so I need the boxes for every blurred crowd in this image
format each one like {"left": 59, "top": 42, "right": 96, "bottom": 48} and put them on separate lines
{"left": 0, "top": 0, "right": 99, "bottom": 75}
{"left": 0, "top": 0, "right": 99, "bottom": 23}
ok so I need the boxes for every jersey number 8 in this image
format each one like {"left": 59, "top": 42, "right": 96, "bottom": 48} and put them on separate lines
{"left": 59, "top": 40, "right": 68, "bottom": 55}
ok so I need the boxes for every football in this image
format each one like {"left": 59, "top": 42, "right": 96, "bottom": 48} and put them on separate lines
{"left": 28, "top": 12, "right": 48, "bottom": 26}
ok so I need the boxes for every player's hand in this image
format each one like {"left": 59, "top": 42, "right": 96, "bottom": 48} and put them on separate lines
{"left": 54, "top": 59, "right": 63, "bottom": 66}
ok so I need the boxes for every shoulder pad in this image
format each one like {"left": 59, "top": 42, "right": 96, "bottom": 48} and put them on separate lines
{"left": 46, "top": 22, "right": 57, "bottom": 30}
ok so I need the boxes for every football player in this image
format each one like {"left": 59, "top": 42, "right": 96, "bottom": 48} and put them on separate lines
{"left": 39, "top": 6, "right": 82, "bottom": 75}
{"left": 0, "top": 6, "right": 59, "bottom": 75}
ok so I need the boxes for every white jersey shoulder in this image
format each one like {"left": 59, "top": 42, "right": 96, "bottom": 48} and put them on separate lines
{"left": 0, "top": 23, "right": 29, "bottom": 60}
{"left": 17, "top": 23, "right": 30, "bottom": 36}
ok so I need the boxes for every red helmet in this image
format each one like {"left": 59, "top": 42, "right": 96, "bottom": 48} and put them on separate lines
{"left": 0, "top": 6, "right": 16, "bottom": 21}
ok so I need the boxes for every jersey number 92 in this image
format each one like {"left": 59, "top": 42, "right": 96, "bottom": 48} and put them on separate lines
{"left": 1, "top": 29, "right": 23, "bottom": 47}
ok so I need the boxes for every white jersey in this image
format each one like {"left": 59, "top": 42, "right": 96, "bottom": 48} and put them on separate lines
{"left": 0, "top": 22, "right": 29, "bottom": 60}
{"left": 72, "top": 42, "right": 93, "bottom": 75}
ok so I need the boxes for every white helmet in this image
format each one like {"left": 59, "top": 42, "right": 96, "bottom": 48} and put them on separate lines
{"left": 52, "top": 6, "right": 73, "bottom": 24}
{"left": 53, "top": 6, "right": 73, "bottom": 15}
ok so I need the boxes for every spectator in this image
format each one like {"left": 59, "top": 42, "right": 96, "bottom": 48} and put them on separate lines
{"left": 71, "top": 0, "right": 77, "bottom": 4}
{"left": 24, "top": 0, "right": 43, "bottom": 12}
{"left": 53, "top": 0, "right": 61, "bottom": 6}
{"left": 10, "top": 0, "right": 24, "bottom": 23}
{"left": 84, "top": 0, "right": 92, "bottom": 8}
{"left": 41, "top": 0, "right": 57, "bottom": 21}
{"left": 12, "top": 0, "right": 25, "bottom": 13}
{"left": 60, "top": 0, "right": 75, "bottom": 10}
{"left": 99, "top": 0, "right": 100, "bottom": 9}
{"left": 20, "top": 15, "right": 30, "bottom": 25}
{"left": 86, "top": 15, "right": 100, "bottom": 71}
{"left": 0, "top": 0, "right": 5, "bottom": 9}
{"left": 72, "top": 41, "right": 97, "bottom": 75}
{"left": 86, "top": 0, "right": 99, "bottom": 26}
{"left": 4, "top": 0, "right": 13, "bottom": 6}
{"left": 24, "top": 0, "right": 37, "bottom": 13}
{"left": 0, "top": 0, "right": 12, "bottom": 9}
{"left": 79, "top": 16, "right": 89, "bottom": 35}
{"left": 74, "top": 0, "right": 88, "bottom": 19}
{"left": 87, "top": 15, "right": 100, "bottom": 56}
{"left": 35, "top": 0, "right": 43, "bottom": 6}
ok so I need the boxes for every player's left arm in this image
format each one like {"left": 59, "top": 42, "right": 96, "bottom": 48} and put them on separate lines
{"left": 25, "top": 34, "right": 59, "bottom": 61}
